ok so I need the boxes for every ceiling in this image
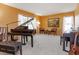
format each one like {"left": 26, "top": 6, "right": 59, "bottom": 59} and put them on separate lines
{"left": 4, "top": 3, "right": 77, "bottom": 16}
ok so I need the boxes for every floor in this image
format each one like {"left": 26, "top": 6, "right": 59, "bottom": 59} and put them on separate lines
{"left": 0, "top": 34, "right": 68, "bottom": 55}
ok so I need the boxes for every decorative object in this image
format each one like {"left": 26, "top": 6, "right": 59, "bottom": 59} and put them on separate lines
{"left": 48, "top": 18, "right": 59, "bottom": 27}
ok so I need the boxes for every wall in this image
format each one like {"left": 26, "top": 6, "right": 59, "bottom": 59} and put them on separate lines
{"left": 34, "top": 15, "right": 41, "bottom": 33}
{"left": 0, "top": 3, "right": 75, "bottom": 34}
{"left": 0, "top": 3, "right": 35, "bottom": 31}
{"left": 39, "top": 12, "right": 75, "bottom": 35}
{"left": 75, "top": 4, "right": 79, "bottom": 31}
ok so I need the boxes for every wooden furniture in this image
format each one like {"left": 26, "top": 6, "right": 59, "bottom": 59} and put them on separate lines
{"left": 39, "top": 28, "right": 57, "bottom": 35}
{"left": 6, "top": 18, "right": 35, "bottom": 48}
{"left": 0, "top": 41, "right": 22, "bottom": 55}
{"left": 60, "top": 36, "right": 63, "bottom": 45}
{"left": 44, "top": 30, "right": 51, "bottom": 34}
{"left": 50, "top": 27, "right": 57, "bottom": 35}
{"left": 8, "top": 32, "right": 33, "bottom": 47}
{"left": 39, "top": 28, "right": 45, "bottom": 34}
{"left": 62, "top": 32, "right": 75, "bottom": 52}
{"left": 0, "top": 33, "right": 3, "bottom": 41}
{"left": 69, "top": 32, "right": 79, "bottom": 55}
{"left": 0, "top": 27, "right": 7, "bottom": 41}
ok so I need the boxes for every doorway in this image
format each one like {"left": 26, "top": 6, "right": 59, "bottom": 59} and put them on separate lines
{"left": 62, "top": 16, "right": 74, "bottom": 33}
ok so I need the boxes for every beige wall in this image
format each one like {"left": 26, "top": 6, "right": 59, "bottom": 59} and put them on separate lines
{"left": 0, "top": 3, "right": 75, "bottom": 34}
{"left": 39, "top": 12, "right": 75, "bottom": 35}
{"left": 75, "top": 4, "right": 79, "bottom": 31}
{"left": 0, "top": 3, "right": 35, "bottom": 31}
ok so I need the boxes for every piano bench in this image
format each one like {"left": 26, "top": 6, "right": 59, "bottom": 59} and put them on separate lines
{"left": 0, "top": 41, "right": 22, "bottom": 55}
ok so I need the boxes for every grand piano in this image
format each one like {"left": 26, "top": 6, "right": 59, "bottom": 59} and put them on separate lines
{"left": 7, "top": 18, "right": 36, "bottom": 47}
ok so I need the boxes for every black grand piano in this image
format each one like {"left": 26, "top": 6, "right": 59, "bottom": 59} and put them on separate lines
{"left": 7, "top": 18, "right": 36, "bottom": 47}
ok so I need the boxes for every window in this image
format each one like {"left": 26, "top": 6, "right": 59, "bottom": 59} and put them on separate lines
{"left": 18, "top": 14, "right": 28, "bottom": 26}
{"left": 18, "top": 14, "right": 40, "bottom": 29}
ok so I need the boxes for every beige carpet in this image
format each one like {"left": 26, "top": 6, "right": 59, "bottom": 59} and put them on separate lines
{"left": 0, "top": 34, "right": 68, "bottom": 55}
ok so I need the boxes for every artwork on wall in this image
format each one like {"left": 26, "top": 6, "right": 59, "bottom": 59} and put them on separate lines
{"left": 48, "top": 18, "right": 59, "bottom": 27}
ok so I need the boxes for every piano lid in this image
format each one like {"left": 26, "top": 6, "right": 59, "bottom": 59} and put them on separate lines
{"left": 15, "top": 17, "right": 34, "bottom": 29}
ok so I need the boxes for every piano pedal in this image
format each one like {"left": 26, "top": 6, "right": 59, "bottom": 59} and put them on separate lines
{"left": 22, "top": 43, "right": 26, "bottom": 45}
{"left": 22, "top": 40, "right": 27, "bottom": 45}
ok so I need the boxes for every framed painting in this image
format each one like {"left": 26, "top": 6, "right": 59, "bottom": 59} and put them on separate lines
{"left": 48, "top": 18, "right": 59, "bottom": 27}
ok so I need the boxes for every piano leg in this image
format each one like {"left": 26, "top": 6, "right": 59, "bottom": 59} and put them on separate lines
{"left": 24, "top": 36, "right": 26, "bottom": 45}
{"left": 31, "top": 35, "right": 33, "bottom": 47}
{"left": 11, "top": 35, "right": 13, "bottom": 41}
{"left": 63, "top": 37, "right": 69, "bottom": 52}
{"left": 21, "top": 36, "right": 26, "bottom": 45}
{"left": 11, "top": 35, "right": 15, "bottom": 41}
{"left": 26, "top": 36, "right": 28, "bottom": 42}
{"left": 10, "top": 35, "right": 18, "bottom": 41}
{"left": 63, "top": 37, "right": 66, "bottom": 51}
{"left": 21, "top": 36, "right": 23, "bottom": 44}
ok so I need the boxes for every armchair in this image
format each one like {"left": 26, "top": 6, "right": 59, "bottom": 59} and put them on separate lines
{"left": 51, "top": 27, "right": 57, "bottom": 35}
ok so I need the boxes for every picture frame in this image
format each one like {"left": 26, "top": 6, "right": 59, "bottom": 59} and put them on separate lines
{"left": 48, "top": 18, "right": 59, "bottom": 27}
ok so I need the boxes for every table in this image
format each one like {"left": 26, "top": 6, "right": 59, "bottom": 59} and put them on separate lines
{"left": 0, "top": 41, "right": 22, "bottom": 55}
{"left": 63, "top": 33, "right": 75, "bottom": 52}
